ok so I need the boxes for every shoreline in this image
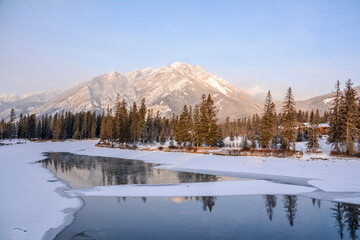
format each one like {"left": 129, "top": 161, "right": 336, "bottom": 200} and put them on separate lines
{"left": 39, "top": 156, "right": 85, "bottom": 240}
{"left": 1, "top": 140, "right": 360, "bottom": 240}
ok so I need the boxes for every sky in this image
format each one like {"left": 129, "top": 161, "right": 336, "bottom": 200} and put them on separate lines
{"left": 0, "top": 0, "right": 359, "bottom": 100}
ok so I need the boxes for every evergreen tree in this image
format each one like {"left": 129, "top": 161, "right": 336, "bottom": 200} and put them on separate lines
{"left": 259, "top": 91, "right": 277, "bottom": 149}
{"left": 341, "top": 79, "right": 359, "bottom": 155}
{"left": 73, "top": 113, "right": 82, "bottom": 139}
{"left": 90, "top": 112, "right": 97, "bottom": 138}
{"left": 306, "top": 110, "right": 321, "bottom": 152}
{"left": 106, "top": 109, "right": 114, "bottom": 143}
{"left": 53, "top": 113, "right": 61, "bottom": 140}
{"left": 328, "top": 81, "right": 344, "bottom": 153}
{"left": 116, "top": 100, "right": 130, "bottom": 144}
{"left": 9, "top": 108, "right": 16, "bottom": 139}
{"left": 159, "top": 127, "right": 166, "bottom": 145}
{"left": 192, "top": 104, "right": 201, "bottom": 147}
{"left": 17, "top": 113, "right": 25, "bottom": 138}
{"left": 130, "top": 102, "right": 138, "bottom": 145}
{"left": 0, "top": 119, "right": 5, "bottom": 139}
{"left": 314, "top": 109, "right": 321, "bottom": 124}
{"left": 28, "top": 114, "right": 37, "bottom": 139}
{"left": 202, "top": 94, "right": 221, "bottom": 147}
{"left": 100, "top": 111, "right": 107, "bottom": 141}
{"left": 175, "top": 105, "right": 192, "bottom": 147}
{"left": 280, "top": 88, "right": 297, "bottom": 151}
{"left": 138, "top": 98, "right": 147, "bottom": 145}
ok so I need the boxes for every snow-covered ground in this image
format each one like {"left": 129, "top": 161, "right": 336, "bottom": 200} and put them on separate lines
{"left": 1, "top": 139, "right": 360, "bottom": 240}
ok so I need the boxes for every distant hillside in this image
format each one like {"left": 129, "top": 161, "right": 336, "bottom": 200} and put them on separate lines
{"left": 29, "top": 62, "right": 262, "bottom": 121}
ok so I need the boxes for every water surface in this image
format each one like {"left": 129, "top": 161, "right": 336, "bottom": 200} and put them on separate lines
{"left": 42, "top": 153, "right": 360, "bottom": 240}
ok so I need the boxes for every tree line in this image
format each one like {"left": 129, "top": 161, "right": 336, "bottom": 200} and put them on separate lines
{"left": 0, "top": 94, "right": 222, "bottom": 147}
{"left": 1, "top": 79, "right": 359, "bottom": 156}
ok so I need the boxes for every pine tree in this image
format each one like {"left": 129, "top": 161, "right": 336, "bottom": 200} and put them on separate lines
{"left": 159, "top": 127, "right": 166, "bottom": 145}
{"left": 328, "top": 81, "right": 344, "bottom": 153}
{"left": 341, "top": 79, "right": 359, "bottom": 155}
{"left": 176, "top": 105, "right": 192, "bottom": 147}
{"left": 100, "top": 111, "right": 107, "bottom": 142}
{"left": 73, "top": 113, "right": 82, "bottom": 139}
{"left": 306, "top": 110, "right": 321, "bottom": 152}
{"left": 28, "top": 114, "right": 37, "bottom": 139}
{"left": 192, "top": 104, "right": 201, "bottom": 147}
{"left": 314, "top": 109, "right": 321, "bottom": 124}
{"left": 130, "top": 102, "right": 138, "bottom": 145}
{"left": 115, "top": 99, "right": 130, "bottom": 144}
{"left": 280, "top": 88, "right": 297, "bottom": 151}
{"left": 259, "top": 91, "right": 277, "bottom": 149}
{"left": 53, "top": 113, "right": 62, "bottom": 140}
{"left": 0, "top": 119, "right": 5, "bottom": 139}
{"left": 199, "top": 94, "right": 221, "bottom": 147}
{"left": 17, "top": 113, "right": 25, "bottom": 139}
{"left": 106, "top": 109, "right": 114, "bottom": 144}
{"left": 9, "top": 108, "right": 16, "bottom": 139}
{"left": 138, "top": 98, "right": 147, "bottom": 145}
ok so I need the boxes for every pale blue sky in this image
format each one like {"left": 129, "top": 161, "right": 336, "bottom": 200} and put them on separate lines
{"left": 0, "top": 0, "right": 359, "bottom": 99}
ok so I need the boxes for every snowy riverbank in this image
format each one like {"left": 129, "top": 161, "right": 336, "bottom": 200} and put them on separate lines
{"left": 1, "top": 140, "right": 360, "bottom": 239}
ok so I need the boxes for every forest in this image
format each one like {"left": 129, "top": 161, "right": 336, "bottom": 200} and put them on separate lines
{"left": 1, "top": 79, "right": 359, "bottom": 156}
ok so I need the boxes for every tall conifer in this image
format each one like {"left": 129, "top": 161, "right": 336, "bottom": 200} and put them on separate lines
{"left": 280, "top": 88, "right": 297, "bottom": 150}
{"left": 259, "top": 91, "right": 277, "bottom": 149}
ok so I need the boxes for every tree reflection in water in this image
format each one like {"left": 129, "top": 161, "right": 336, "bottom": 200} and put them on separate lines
{"left": 332, "top": 202, "right": 360, "bottom": 240}
{"left": 283, "top": 195, "right": 297, "bottom": 227}
{"left": 43, "top": 152, "right": 360, "bottom": 238}
{"left": 264, "top": 195, "right": 277, "bottom": 221}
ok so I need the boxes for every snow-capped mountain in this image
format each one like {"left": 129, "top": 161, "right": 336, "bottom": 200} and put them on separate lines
{"left": 295, "top": 86, "right": 360, "bottom": 114}
{"left": 0, "top": 89, "right": 66, "bottom": 120}
{"left": 29, "top": 62, "right": 262, "bottom": 120}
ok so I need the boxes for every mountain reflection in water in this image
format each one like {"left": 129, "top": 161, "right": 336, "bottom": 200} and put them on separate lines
{"left": 41, "top": 153, "right": 360, "bottom": 240}
{"left": 41, "top": 152, "right": 240, "bottom": 189}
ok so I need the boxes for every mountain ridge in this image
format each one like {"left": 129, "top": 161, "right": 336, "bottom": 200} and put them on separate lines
{"left": 28, "top": 62, "right": 262, "bottom": 121}
{"left": 1, "top": 63, "right": 358, "bottom": 121}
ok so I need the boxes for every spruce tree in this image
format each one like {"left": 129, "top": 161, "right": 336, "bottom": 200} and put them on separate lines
{"left": 53, "top": 113, "right": 62, "bottom": 140}
{"left": 328, "top": 80, "right": 343, "bottom": 152}
{"left": 28, "top": 114, "right": 37, "bottom": 139}
{"left": 9, "top": 108, "right": 16, "bottom": 139}
{"left": 280, "top": 88, "right": 297, "bottom": 151}
{"left": 314, "top": 109, "right": 321, "bottom": 124}
{"left": 259, "top": 91, "right": 277, "bottom": 149}
{"left": 159, "top": 127, "right": 166, "bottom": 145}
{"left": 0, "top": 119, "right": 5, "bottom": 139}
{"left": 117, "top": 99, "right": 129, "bottom": 144}
{"left": 17, "top": 113, "right": 25, "bottom": 139}
{"left": 175, "top": 105, "right": 192, "bottom": 147}
{"left": 138, "top": 98, "right": 147, "bottom": 145}
{"left": 200, "top": 94, "right": 221, "bottom": 147}
{"left": 340, "top": 79, "right": 359, "bottom": 155}
{"left": 306, "top": 110, "right": 321, "bottom": 152}
{"left": 192, "top": 104, "right": 201, "bottom": 147}
{"left": 100, "top": 111, "right": 107, "bottom": 142}
{"left": 106, "top": 109, "right": 114, "bottom": 144}
{"left": 130, "top": 102, "right": 138, "bottom": 145}
{"left": 73, "top": 113, "right": 82, "bottom": 139}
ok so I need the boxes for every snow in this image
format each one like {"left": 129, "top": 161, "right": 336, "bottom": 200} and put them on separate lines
{"left": 205, "top": 77, "right": 231, "bottom": 96}
{"left": 1, "top": 140, "right": 360, "bottom": 240}
{"left": 323, "top": 97, "right": 334, "bottom": 104}
{"left": 68, "top": 180, "right": 316, "bottom": 198}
